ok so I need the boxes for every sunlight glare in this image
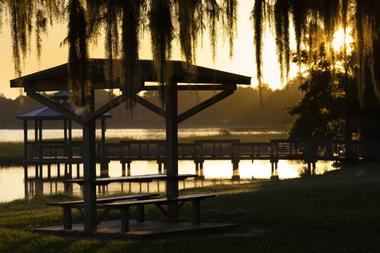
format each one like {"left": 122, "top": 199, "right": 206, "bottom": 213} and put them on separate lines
{"left": 333, "top": 27, "right": 354, "bottom": 53}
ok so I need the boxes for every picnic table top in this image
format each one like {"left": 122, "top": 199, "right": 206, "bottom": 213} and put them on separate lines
{"left": 64, "top": 174, "right": 198, "bottom": 185}
{"left": 100, "top": 193, "right": 217, "bottom": 207}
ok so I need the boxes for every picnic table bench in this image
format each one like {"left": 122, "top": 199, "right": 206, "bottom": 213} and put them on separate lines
{"left": 100, "top": 193, "right": 216, "bottom": 232}
{"left": 47, "top": 193, "right": 159, "bottom": 230}
{"left": 64, "top": 174, "right": 197, "bottom": 185}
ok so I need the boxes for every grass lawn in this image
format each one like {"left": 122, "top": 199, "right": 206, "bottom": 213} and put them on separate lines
{"left": 0, "top": 162, "right": 380, "bottom": 252}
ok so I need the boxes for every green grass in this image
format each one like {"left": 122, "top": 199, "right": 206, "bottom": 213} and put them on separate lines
{"left": 0, "top": 142, "right": 24, "bottom": 163}
{"left": 1, "top": 162, "right": 380, "bottom": 252}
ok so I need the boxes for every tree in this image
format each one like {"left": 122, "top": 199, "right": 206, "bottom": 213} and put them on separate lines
{"left": 0, "top": 1, "right": 380, "bottom": 109}
{"left": 289, "top": 42, "right": 380, "bottom": 141}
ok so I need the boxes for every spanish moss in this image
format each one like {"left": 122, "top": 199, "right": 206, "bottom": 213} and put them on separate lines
{"left": 1, "top": 0, "right": 380, "bottom": 109}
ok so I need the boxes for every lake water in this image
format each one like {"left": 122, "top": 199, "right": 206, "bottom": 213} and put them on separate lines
{"left": 0, "top": 128, "right": 285, "bottom": 142}
{"left": 0, "top": 128, "right": 337, "bottom": 203}
{"left": 0, "top": 160, "right": 336, "bottom": 203}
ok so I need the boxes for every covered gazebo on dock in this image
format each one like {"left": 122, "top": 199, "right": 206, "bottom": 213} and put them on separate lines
{"left": 18, "top": 91, "right": 111, "bottom": 180}
{"left": 11, "top": 59, "right": 251, "bottom": 234}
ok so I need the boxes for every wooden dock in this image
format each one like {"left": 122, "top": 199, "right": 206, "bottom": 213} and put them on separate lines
{"left": 23, "top": 138, "right": 380, "bottom": 180}
{"left": 25, "top": 139, "right": 380, "bottom": 163}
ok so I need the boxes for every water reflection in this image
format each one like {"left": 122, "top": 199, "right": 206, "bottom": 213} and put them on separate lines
{"left": 0, "top": 160, "right": 337, "bottom": 203}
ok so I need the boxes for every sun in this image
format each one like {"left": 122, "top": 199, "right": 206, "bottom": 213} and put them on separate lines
{"left": 332, "top": 27, "right": 354, "bottom": 53}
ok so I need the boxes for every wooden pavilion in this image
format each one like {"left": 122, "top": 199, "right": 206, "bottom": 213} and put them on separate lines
{"left": 11, "top": 59, "right": 251, "bottom": 233}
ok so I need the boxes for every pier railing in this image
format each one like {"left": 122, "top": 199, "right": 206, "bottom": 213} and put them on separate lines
{"left": 25, "top": 139, "right": 380, "bottom": 163}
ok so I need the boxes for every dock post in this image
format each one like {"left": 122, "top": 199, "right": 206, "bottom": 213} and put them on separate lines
{"left": 195, "top": 160, "right": 205, "bottom": 179}
{"left": 83, "top": 119, "right": 97, "bottom": 233}
{"left": 68, "top": 163, "right": 73, "bottom": 177}
{"left": 270, "top": 160, "right": 279, "bottom": 180}
{"left": 158, "top": 161, "right": 163, "bottom": 174}
{"left": 35, "top": 164, "right": 39, "bottom": 178}
{"left": 307, "top": 162, "right": 312, "bottom": 176}
{"left": 231, "top": 159, "right": 240, "bottom": 180}
{"left": 121, "top": 160, "right": 131, "bottom": 177}
{"left": 24, "top": 164, "right": 29, "bottom": 198}
{"left": 47, "top": 163, "right": 51, "bottom": 179}
{"left": 35, "top": 179, "right": 43, "bottom": 195}
{"left": 57, "top": 163, "right": 61, "bottom": 178}
{"left": 127, "top": 161, "right": 131, "bottom": 176}
{"left": 39, "top": 164, "right": 43, "bottom": 179}
{"left": 76, "top": 163, "right": 80, "bottom": 178}
{"left": 121, "top": 162, "right": 126, "bottom": 177}
{"left": 100, "top": 161, "right": 109, "bottom": 177}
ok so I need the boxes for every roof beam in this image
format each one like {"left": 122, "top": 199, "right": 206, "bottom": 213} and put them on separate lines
{"left": 135, "top": 95, "right": 166, "bottom": 118}
{"left": 80, "top": 94, "right": 127, "bottom": 125}
{"left": 26, "top": 91, "right": 82, "bottom": 124}
{"left": 177, "top": 87, "right": 235, "bottom": 123}
{"left": 142, "top": 84, "right": 230, "bottom": 91}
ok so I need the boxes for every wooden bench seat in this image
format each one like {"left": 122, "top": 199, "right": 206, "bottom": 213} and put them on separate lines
{"left": 64, "top": 174, "right": 197, "bottom": 185}
{"left": 47, "top": 193, "right": 159, "bottom": 230}
{"left": 100, "top": 194, "right": 216, "bottom": 232}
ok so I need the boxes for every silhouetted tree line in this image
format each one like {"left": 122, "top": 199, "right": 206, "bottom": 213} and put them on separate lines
{"left": 0, "top": 86, "right": 301, "bottom": 130}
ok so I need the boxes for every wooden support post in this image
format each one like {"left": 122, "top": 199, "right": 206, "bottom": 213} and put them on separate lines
{"left": 165, "top": 82, "right": 179, "bottom": 221}
{"left": 121, "top": 207, "right": 130, "bottom": 233}
{"left": 47, "top": 163, "right": 51, "bottom": 179}
{"left": 63, "top": 207, "right": 72, "bottom": 230}
{"left": 64, "top": 163, "right": 68, "bottom": 177}
{"left": 23, "top": 120, "right": 28, "bottom": 162}
{"left": 121, "top": 162, "right": 126, "bottom": 177}
{"left": 137, "top": 205, "right": 145, "bottom": 223}
{"left": 39, "top": 164, "right": 43, "bottom": 179}
{"left": 24, "top": 164, "right": 28, "bottom": 198}
{"left": 57, "top": 163, "right": 61, "bottom": 178}
{"left": 77, "top": 163, "right": 80, "bottom": 178}
{"left": 192, "top": 199, "right": 201, "bottom": 225}
{"left": 100, "top": 162, "right": 109, "bottom": 177}
{"left": 83, "top": 120, "right": 97, "bottom": 233}
{"left": 23, "top": 164, "right": 28, "bottom": 182}
{"left": 232, "top": 159, "right": 240, "bottom": 180}
{"left": 158, "top": 161, "right": 163, "bottom": 174}
{"left": 127, "top": 162, "right": 131, "bottom": 177}
{"left": 68, "top": 120, "right": 73, "bottom": 162}
{"left": 101, "top": 118, "right": 106, "bottom": 158}
{"left": 35, "top": 164, "right": 38, "bottom": 178}
{"left": 64, "top": 119, "right": 68, "bottom": 157}
{"left": 34, "top": 120, "right": 38, "bottom": 142}
{"left": 306, "top": 162, "right": 312, "bottom": 176}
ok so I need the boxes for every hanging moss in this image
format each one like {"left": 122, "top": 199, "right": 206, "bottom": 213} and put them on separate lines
{"left": 121, "top": 0, "right": 146, "bottom": 110}
{"left": 274, "top": 0, "right": 290, "bottom": 83}
{"left": 66, "top": 0, "right": 89, "bottom": 108}
{"left": 223, "top": 0, "right": 238, "bottom": 58}
{"left": 149, "top": 0, "right": 173, "bottom": 102}
{"left": 205, "top": 0, "right": 220, "bottom": 62}
{"left": 2, "top": 0, "right": 380, "bottom": 109}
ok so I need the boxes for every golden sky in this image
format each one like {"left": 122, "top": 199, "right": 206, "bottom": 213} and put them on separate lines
{"left": 0, "top": 2, "right": 292, "bottom": 99}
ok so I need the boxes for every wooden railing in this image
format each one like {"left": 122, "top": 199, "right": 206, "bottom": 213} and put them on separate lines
{"left": 25, "top": 139, "right": 380, "bottom": 162}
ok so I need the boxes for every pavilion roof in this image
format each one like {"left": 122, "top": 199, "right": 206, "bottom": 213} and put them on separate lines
{"left": 10, "top": 59, "right": 251, "bottom": 92}
{"left": 17, "top": 105, "right": 111, "bottom": 120}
